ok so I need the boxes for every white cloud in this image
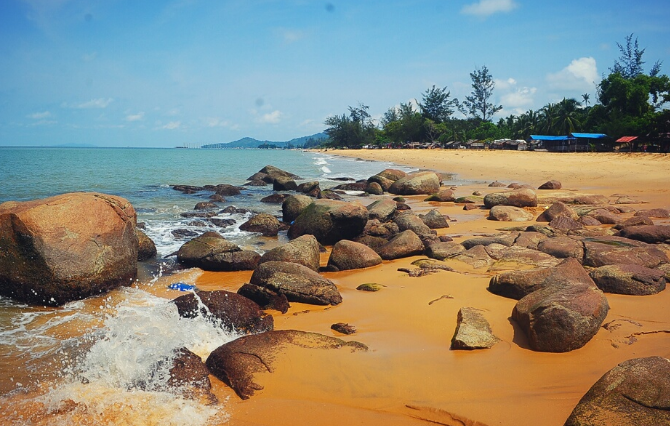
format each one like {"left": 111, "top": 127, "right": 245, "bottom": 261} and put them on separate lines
{"left": 126, "top": 112, "right": 144, "bottom": 122}
{"left": 63, "top": 98, "right": 114, "bottom": 109}
{"left": 547, "top": 57, "right": 599, "bottom": 91}
{"left": 502, "top": 87, "right": 537, "bottom": 109}
{"left": 204, "top": 117, "right": 229, "bottom": 127}
{"left": 461, "top": 0, "right": 519, "bottom": 18}
{"left": 161, "top": 121, "right": 181, "bottom": 130}
{"left": 27, "top": 111, "right": 51, "bottom": 119}
{"left": 279, "top": 28, "right": 304, "bottom": 44}
{"left": 260, "top": 110, "right": 282, "bottom": 124}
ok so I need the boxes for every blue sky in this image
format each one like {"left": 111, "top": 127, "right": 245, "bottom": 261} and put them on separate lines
{"left": 1, "top": 0, "right": 669, "bottom": 147}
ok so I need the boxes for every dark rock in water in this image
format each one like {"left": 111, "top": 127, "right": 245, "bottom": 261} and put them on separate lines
{"left": 180, "top": 211, "right": 217, "bottom": 218}
{"left": 239, "top": 213, "right": 280, "bottom": 237}
{"left": 137, "top": 229, "right": 157, "bottom": 261}
{"left": 538, "top": 180, "right": 562, "bottom": 190}
{"left": 333, "top": 181, "right": 368, "bottom": 191}
{"left": 0, "top": 192, "right": 138, "bottom": 306}
{"left": 331, "top": 177, "right": 355, "bottom": 181}
{"left": 634, "top": 208, "right": 670, "bottom": 218}
{"left": 250, "top": 261, "right": 342, "bottom": 305}
{"left": 565, "top": 356, "right": 670, "bottom": 426}
{"left": 258, "top": 234, "right": 321, "bottom": 272}
{"left": 220, "top": 206, "right": 251, "bottom": 214}
{"left": 489, "top": 258, "right": 593, "bottom": 300}
{"left": 331, "top": 323, "right": 356, "bottom": 335}
{"left": 244, "top": 179, "right": 267, "bottom": 187}
{"left": 484, "top": 188, "right": 538, "bottom": 208}
{"left": 205, "top": 330, "right": 367, "bottom": 399}
{"left": 273, "top": 176, "right": 298, "bottom": 191}
{"left": 463, "top": 203, "right": 479, "bottom": 211}
{"left": 507, "top": 183, "right": 533, "bottom": 189}
{"left": 376, "top": 230, "right": 425, "bottom": 260}
{"left": 282, "top": 194, "right": 313, "bottom": 223}
{"left": 451, "top": 307, "right": 499, "bottom": 350}
{"left": 318, "top": 189, "right": 343, "bottom": 200}
{"left": 583, "top": 236, "right": 669, "bottom": 268}
{"left": 420, "top": 209, "right": 450, "bottom": 229}
{"left": 367, "top": 175, "right": 394, "bottom": 191}
{"left": 173, "top": 290, "right": 273, "bottom": 334}
{"left": 167, "top": 347, "right": 217, "bottom": 404}
{"left": 237, "top": 283, "right": 290, "bottom": 314}
{"left": 488, "top": 181, "right": 507, "bottom": 187}
{"left": 260, "top": 193, "right": 289, "bottom": 204}
{"left": 536, "top": 201, "right": 578, "bottom": 222}
{"left": 424, "top": 189, "right": 456, "bottom": 202}
{"left": 388, "top": 171, "right": 441, "bottom": 195}
{"left": 537, "top": 236, "right": 584, "bottom": 260}
{"left": 394, "top": 213, "right": 433, "bottom": 237}
{"left": 209, "top": 194, "right": 226, "bottom": 202}
{"left": 365, "top": 181, "right": 384, "bottom": 195}
{"left": 512, "top": 274, "right": 609, "bottom": 352}
{"left": 296, "top": 181, "right": 320, "bottom": 196}
{"left": 194, "top": 202, "right": 218, "bottom": 210}
{"left": 589, "top": 264, "right": 666, "bottom": 295}
{"left": 188, "top": 220, "right": 208, "bottom": 227}
{"left": 367, "top": 198, "right": 397, "bottom": 222}
{"left": 172, "top": 184, "right": 205, "bottom": 193}
{"left": 177, "top": 232, "right": 260, "bottom": 271}
{"left": 248, "top": 165, "right": 301, "bottom": 184}
{"left": 327, "top": 240, "right": 382, "bottom": 271}
{"left": 618, "top": 225, "right": 670, "bottom": 244}
{"left": 209, "top": 218, "right": 236, "bottom": 228}
{"left": 287, "top": 199, "right": 369, "bottom": 245}
{"left": 214, "top": 184, "right": 242, "bottom": 196}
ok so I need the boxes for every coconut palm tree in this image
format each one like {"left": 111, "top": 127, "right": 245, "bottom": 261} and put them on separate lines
{"left": 555, "top": 98, "right": 582, "bottom": 135}
{"left": 539, "top": 103, "right": 558, "bottom": 134}
{"left": 581, "top": 93, "right": 590, "bottom": 107}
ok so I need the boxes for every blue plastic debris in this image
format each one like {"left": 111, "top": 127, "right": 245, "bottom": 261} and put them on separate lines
{"left": 168, "top": 282, "right": 197, "bottom": 291}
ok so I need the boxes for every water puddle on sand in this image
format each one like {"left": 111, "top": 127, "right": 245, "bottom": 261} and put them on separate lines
{"left": 0, "top": 278, "right": 239, "bottom": 426}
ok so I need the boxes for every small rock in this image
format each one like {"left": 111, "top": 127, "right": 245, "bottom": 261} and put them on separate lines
{"left": 450, "top": 307, "right": 499, "bottom": 350}
{"left": 538, "top": 180, "right": 562, "bottom": 190}
{"left": 331, "top": 323, "right": 356, "bottom": 335}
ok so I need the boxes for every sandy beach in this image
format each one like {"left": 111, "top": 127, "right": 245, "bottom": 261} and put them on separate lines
{"left": 186, "top": 149, "right": 670, "bottom": 426}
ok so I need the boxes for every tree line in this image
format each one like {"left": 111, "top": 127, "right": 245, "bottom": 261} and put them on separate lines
{"left": 323, "top": 34, "right": 670, "bottom": 149}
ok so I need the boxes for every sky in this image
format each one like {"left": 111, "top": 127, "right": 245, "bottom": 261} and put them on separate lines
{"left": 1, "top": 0, "right": 669, "bottom": 147}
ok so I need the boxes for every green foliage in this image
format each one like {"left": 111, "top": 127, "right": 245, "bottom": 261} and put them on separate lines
{"left": 324, "top": 103, "right": 376, "bottom": 148}
{"left": 460, "top": 65, "right": 502, "bottom": 121}
{"left": 419, "top": 85, "right": 458, "bottom": 123}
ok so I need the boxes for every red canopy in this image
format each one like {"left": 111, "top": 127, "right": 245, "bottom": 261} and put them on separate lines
{"left": 616, "top": 136, "right": 638, "bottom": 143}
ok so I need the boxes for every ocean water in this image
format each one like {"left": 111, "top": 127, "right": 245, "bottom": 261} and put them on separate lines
{"left": 0, "top": 147, "right": 418, "bottom": 425}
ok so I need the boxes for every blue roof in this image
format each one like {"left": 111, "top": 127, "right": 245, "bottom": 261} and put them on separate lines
{"left": 530, "top": 135, "right": 575, "bottom": 141}
{"left": 570, "top": 133, "right": 608, "bottom": 139}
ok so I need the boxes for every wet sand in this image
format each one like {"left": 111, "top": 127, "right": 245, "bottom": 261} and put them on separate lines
{"left": 195, "top": 149, "right": 670, "bottom": 425}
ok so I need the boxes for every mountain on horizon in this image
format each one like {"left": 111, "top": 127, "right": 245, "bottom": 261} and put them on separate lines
{"left": 201, "top": 132, "right": 328, "bottom": 149}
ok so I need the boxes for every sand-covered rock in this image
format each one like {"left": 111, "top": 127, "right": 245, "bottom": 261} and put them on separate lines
{"left": 250, "top": 261, "right": 342, "bottom": 305}
{"left": 288, "top": 199, "right": 369, "bottom": 245}
{"left": 205, "top": 330, "right": 367, "bottom": 399}
{"left": 589, "top": 264, "right": 667, "bottom": 295}
{"left": 172, "top": 290, "right": 273, "bottom": 334}
{"left": 489, "top": 205, "right": 534, "bottom": 222}
{"left": 565, "top": 356, "right": 670, "bottom": 426}
{"left": 0, "top": 192, "right": 138, "bottom": 306}
{"left": 450, "top": 307, "right": 499, "bottom": 350}
{"left": 327, "top": 240, "right": 382, "bottom": 271}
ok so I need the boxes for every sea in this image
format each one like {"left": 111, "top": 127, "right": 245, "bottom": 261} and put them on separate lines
{"left": 0, "top": 147, "right": 420, "bottom": 425}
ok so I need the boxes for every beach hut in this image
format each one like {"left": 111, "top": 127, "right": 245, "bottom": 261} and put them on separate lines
{"left": 615, "top": 136, "right": 638, "bottom": 152}
{"left": 530, "top": 135, "right": 576, "bottom": 152}
{"left": 569, "top": 133, "right": 610, "bottom": 152}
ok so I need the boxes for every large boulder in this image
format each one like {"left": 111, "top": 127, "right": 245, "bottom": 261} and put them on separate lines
{"left": 248, "top": 165, "right": 300, "bottom": 184}
{"left": 512, "top": 280, "right": 609, "bottom": 352}
{"left": 136, "top": 229, "right": 157, "bottom": 261}
{"left": 367, "top": 175, "right": 394, "bottom": 192}
{"left": 536, "top": 201, "right": 578, "bottom": 222}
{"left": 167, "top": 347, "right": 217, "bottom": 403}
{"left": 237, "top": 283, "right": 290, "bottom": 314}
{"left": 424, "top": 189, "right": 456, "bottom": 202}
{"left": 258, "top": 234, "right": 321, "bottom": 272}
{"left": 287, "top": 199, "right": 369, "bottom": 245}
{"left": 0, "top": 192, "right": 138, "bottom": 306}
{"left": 249, "top": 261, "right": 342, "bottom": 305}
{"left": 583, "top": 236, "right": 669, "bottom": 268}
{"left": 177, "top": 232, "right": 260, "bottom": 271}
{"left": 239, "top": 213, "right": 280, "bottom": 237}
{"left": 366, "top": 198, "right": 397, "bottom": 222}
{"left": 565, "top": 356, "right": 670, "bottom": 426}
{"left": 273, "top": 176, "right": 298, "bottom": 191}
{"left": 327, "top": 240, "right": 382, "bottom": 271}
{"left": 488, "top": 258, "right": 594, "bottom": 300}
{"left": 537, "top": 236, "right": 584, "bottom": 260}
{"left": 388, "top": 171, "right": 441, "bottom": 195}
{"left": 486, "top": 245, "right": 561, "bottom": 271}
{"left": 375, "top": 168, "right": 407, "bottom": 182}
{"left": 394, "top": 213, "right": 432, "bottom": 237}
{"left": 419, "top": 209, "right": 450, "bottom": 229}
{"left": 489, "top": 205, "right": 534, "bottom": 222}
{"left": 205, "top": 330, "right": 367, "bottom": 399}
{"left": 282, "top": 194, "right": 313, "bottom": 223}
{"left": 376, "top": 230, "right": 425, "bottom": 260}
{"left": 618, "top": 225, "right": 670, "bottom": 244}
{"left": 172, "top": 290, "right": 273, "bottom": 334}
{"left": 589, "top": 264, "right": 666, "bottom": 295}
{"left": 484, "top": 188, "right": 538, "bottom": 209}
{"left": 450, "top": 307, "right": 499, "bottom": 350}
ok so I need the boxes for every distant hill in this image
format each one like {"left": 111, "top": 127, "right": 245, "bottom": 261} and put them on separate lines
{"left": 201, "top": 132, "right": 328, "bottom": 149}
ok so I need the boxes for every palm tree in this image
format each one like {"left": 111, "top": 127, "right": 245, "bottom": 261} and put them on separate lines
{"left": 555, "top": 98, "right": 582, "bottom": 135}
{"left": 581, "top": 93, "right": 590, "bottom": 107}
{"left": 539, "top": 103, "right": 558, "bottom": 134}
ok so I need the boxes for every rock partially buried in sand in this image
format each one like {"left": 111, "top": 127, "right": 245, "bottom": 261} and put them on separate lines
{"left": 237, "top": 283, "right": 290, "bottom": 314}
{"left": 388, "top": 171, "right": 441, "bottom": 195}
{"left": 327, "top": 239, "right": 382, "bottom": 271}
{"left": 565, "top": 356, "right": 670, "bottom": 426}
{"left": 618, "top": 225, "right": 670, "bottom": 244}
{"left": 376, "top": 230, "right": 425, "bottom": 260}
{"left": 258, "top": 234, "right": 321, "bottom": 272}
{"left": 536, "top": 201, "right": 578, "bottom": 222}
{"left": 177, "top": 232, "right": 260, "bottom": 271}
{"left": 538, "top": 180, "right": 562, "bottom": 190}
{"left": 451, "top": 307, "right": 499, "bottom": 350}
{"left": 287, "top": 199, "right": 369, "bottom": 245}
{"left": 484, "top": 188, "right": 538, "bottom": 209}
{"left": 205, "top": 330, "right": 367, "bottom": 399}
{"left": 250, "top": 261, "right": 342, "bottom": 305}
{"left": 0, "top": 192, "right": 138, "bottom": 306}
{"left": 589, "top": 264, "right": 666, "bottom": 295}
{"left": 239, "top": 213, "right": 280, "bottom": 237}
{"left": 582, "top": 236, "right": 669, "bottom": 268}
{"left": 356, "top": 283, "right": 383, "bottom": 292}
{"left": 489, "top": 205, "right": 534, "bottom": 222}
